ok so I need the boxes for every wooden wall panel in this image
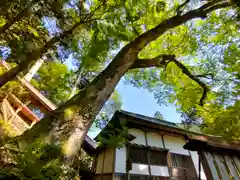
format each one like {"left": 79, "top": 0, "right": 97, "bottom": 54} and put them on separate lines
{"left": 213, "top": 153, "right": 230, "bottom": 180}
{"left": 200, "top": 151, "right": 240, "bottom": 180}
{"left": 224, "top": 155, "right": 239, "bottom": 179}
{"left": 96, "top": 152, "right": 104, "bottom": 174}
{"left": 232, "top": 155, "right": 240, "bottom": 177}
{"left": 200, "top": 152, "right": 219, "bottom": 180}
{"left": 103, "top": 148, "right": 114, "bottom": 173}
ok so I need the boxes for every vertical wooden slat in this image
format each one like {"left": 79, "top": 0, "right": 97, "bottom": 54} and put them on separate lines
{"left": 112, "top": 148, "right": 116, "bottom": 180}
{"left": 232, "top": 155, "right": 240, "bottom": 177}
{"left": 224, "top": 155, "right": 239, "bottom": 179}
{"left": 1, "top": 99, "right": 8, "bottom": 122}
{"left": 101, "top": 149, "right": 106, "bottom": 180}
{"left": 162, "top": 134, "right": 172, "bottom": 179}
{"left": 144, "top": 131, "right": 151, "bottom": 176}
{"left": 94, "top": 153, "right": 98, "bottom": 180}
{"left": 161, "top": 135, "right": 165, "bottom": 149}
{"left": 185, "top": 151, "right": 198, "bottom": 179}
{"left": 200, "top": 151, "right": 219, "bottom": 180}
{"left": 232, "top": 156, "right": 240, "bottom": 169}
{"left": 199, "top": 153, "right": 201, "bottom": 180}
{"left": 213, "top": 153, "right": 230, "bottom": 180}
{"left": 126, "top": 144, "right": 130, "bottom": 180}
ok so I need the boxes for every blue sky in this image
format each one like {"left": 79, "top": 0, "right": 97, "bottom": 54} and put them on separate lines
{"left": 65, "top": 56, "right": 182, "bottom": 138}
{"left": 88, "top": 79, "right": 181, "bottom": 138}
{"left": 64, "top": 39, "right": 182, "bottom": 140}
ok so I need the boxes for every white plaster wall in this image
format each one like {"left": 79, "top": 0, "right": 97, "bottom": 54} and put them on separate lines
{"left": 103, "top": 148, "right": 114, "bottom": 173}
{"left": 150, "top": 165, "right": 169, "bottom": 176}
{"left": 130, "top": 163, "right": 149, "bottom": 175}
{"left": 189, "top": 151, "right": 207, "bottom": 180}
{"left": 163, "top": 135, "right": 189, "bottom": 155}
{"left": 96, "top": 151, "right": 104, "bottom": 174}
{"left": 146, "top": 132, "right": 164, "bottom": 148}
{"left": 128, "top": 128, "right": 146, "bottom": 145}
{"left": 115, "top": 146, "right": 126, "bottom": 173}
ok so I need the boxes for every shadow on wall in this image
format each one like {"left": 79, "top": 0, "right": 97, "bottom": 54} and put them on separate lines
{"left": 79, "top": 170, "right": 95, "bottom": 180}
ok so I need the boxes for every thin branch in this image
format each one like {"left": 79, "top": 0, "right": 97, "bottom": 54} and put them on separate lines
{"left": 133, "top": 0, "right": 230, "bottom": 52}
{"left": 0, "top": 20, "right": 85, "bottom": 88}
{"left": 196, "top": 74, "right": 214, "bottom": 79}
{"left": 204, "top": 2, "right": 230, "bottom": 14}
{"left": 131, "top": 55, "right": 210, "bottom": 106}
{"left": 0, "top": 1, "right": 111, "bottom": 88}
{"left": 164, "top": 60, "right": 172, "bottom": 72}
{"left": 130, "top": 55, "right": 175, "bottom": 69}
{"left": 176, "top": 0, "right": 191, "bottom": 15}
{"left": 170, "top": 58, "right": 209, "bottom": 106}
{"left": 70, "top": 70, "right": 84, "bottom": 98}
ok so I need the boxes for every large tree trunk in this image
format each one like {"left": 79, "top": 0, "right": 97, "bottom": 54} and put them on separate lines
{"left": 6, "top": 1, "right": 230, "bottom": 176}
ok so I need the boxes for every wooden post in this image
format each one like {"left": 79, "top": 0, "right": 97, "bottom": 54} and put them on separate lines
{"left": 198, "top": 151, "right": 201, "bottom": 180}
{"left": 199, "top": 151, "right": 220, "bottom": 180}
{"left": 112, "top": 148, "right": 116, "bottom": 180}
{"left": 126, "top": 143, "right": 130, "bottom": 180}
{"left": 224, "top": 155, "right": 239, "bottom": 179}
{"left": 162, "top": 134, "right": 172, "bottom": 179}
{"left": 144, "top": 131, "right": 151, "bottom": 176}
{"left": 24, "top": 59, "right": 44, "bottom": 81}
{"left": 101, "top": 149, "right": 106, "bottom": 180}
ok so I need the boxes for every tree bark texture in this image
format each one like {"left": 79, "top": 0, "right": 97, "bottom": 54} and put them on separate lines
{"left": 6, "top": 1, "right": 230, "bottom": 175}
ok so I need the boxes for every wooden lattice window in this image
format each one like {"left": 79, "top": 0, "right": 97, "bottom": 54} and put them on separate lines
{"left": 129, "top": 146, "right": 148, "bottom": 164}
{"left": 150, "top": 150, "right": 168, "bottom": 166}
{"left": 170, "top": 153, "right": 197, "bottom": 179}
{"left": 171, "top": 153, "right": 185, "bottom": 167}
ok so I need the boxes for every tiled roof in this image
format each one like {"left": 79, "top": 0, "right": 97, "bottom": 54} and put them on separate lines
{"left": 95, "top": 110, "right": 212, "bottom": 141}
{"left": 119, "top": 110, "right": 177, "bottom": 128}
{"left": 96, "top": 110, "right": 240, "bottom": 152}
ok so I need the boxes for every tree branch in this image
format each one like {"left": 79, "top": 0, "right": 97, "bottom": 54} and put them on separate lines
{"left": 204, "top": 2, "right": 230, "bottom": 14}
{"left": 176, "top": 0, "right": 191, "bottom": 15}
{"left": 196, "top": 73, "right": 214, "bottom": 79}
{"left": 0, "top": 20, "right": 83, "bottom": 88}
{"left": 4, "top": 0, "right": 232, "bottom": 166}
{"left": 130, "top": 55, "right": 175, "bottom": 69}
{"left": 169, "top": 58, "right": 209, "bottom": 106}
{"left": 131, "top": 0, "right": 230, "bottom": 52}
{"left": 0, "top": 0, "right": 38, "bottom": 35}
{"left": 130, "top": 55, "right": 210, "bottom": 106}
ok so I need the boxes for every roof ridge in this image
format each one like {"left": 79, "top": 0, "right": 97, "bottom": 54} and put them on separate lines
{"left": 119, "top": 110, "right": 177, "bottom": 126}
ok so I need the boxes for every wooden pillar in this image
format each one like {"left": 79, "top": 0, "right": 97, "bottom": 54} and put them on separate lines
{"left": 162, "top": 135, "right": 172, "bottom": 178}
{"left": 198, "top": 151, "right": 201, "bottom": 180}
{"left": 126, "top": 143, "right": 130, "bottom": 180}
{"left": 112, "top": 148, "right": 116, "bottom": 180}
{"left": 24, "top": 59, "right": 44, "bottom": 81}
{"left": 101, "top": 149, "right": 106, "bottom": 180}
{"left": 144, "top": 131, "right": 151, "bottom": 176}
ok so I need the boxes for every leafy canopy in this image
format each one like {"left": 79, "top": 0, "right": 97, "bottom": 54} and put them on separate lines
{"left": 0, "top": 0, "right": 239, "bottom": 141}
